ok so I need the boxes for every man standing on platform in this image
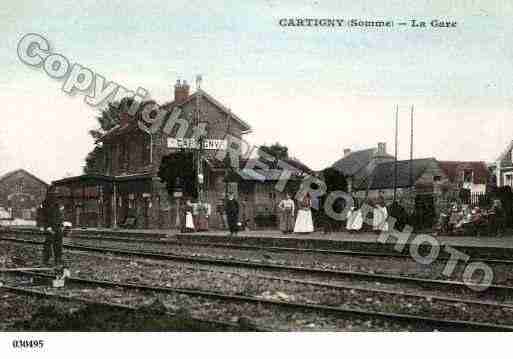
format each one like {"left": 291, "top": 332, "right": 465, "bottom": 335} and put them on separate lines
{"left": 225, "top": 193, "right": 239, "bottom": 236}
{"left": 278, "top": 193, "right": 295, "bottom": 234}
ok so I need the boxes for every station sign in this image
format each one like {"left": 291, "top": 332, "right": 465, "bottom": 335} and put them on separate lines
{"left": 167, "top": 137, "right": 227, "bottom": 150}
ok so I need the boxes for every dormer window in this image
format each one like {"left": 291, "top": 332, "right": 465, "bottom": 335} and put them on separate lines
{"left": 16, "top": 179, "right": 24, "bottom": 193}
{"left": 505, "top": 173, "right": 513, "bottom": 187}
{"left": 461, "top": 169, "right": 473, "bottom": 190}
{"left": 463, "top": 169, "right": 473, "bottom": 183}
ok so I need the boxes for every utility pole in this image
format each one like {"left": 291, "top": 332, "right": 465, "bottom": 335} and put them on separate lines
{"left": 195, "top": 74, "right": 204, "bottom": 204}
{"left": 409, "top": 105, "right": 414, "bottom": 189}
{"left": 393, "top": 105, "right": 399, "bottom": 202}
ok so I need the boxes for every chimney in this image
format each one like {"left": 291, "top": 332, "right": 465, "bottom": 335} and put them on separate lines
{"left": 343, "top": 148, "right": 351, "bottom": 157}
{"left": 174, "top": 79, "right": 190, "bottom": 103}
{"left": 376, "top": 142, "right": 387, "bottom": 156}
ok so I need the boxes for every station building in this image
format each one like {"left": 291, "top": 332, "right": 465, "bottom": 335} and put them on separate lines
{"left": 51, "top": 81, "right": 311, "bottom": 230}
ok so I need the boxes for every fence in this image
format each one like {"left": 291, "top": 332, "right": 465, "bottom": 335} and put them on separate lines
{"left": 468, "top": 192, "right": 491, "bottom": 208}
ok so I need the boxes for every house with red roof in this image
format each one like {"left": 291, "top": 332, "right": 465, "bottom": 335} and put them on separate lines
{"left": 437, "top": 161, "right": 489, "bottom": 195}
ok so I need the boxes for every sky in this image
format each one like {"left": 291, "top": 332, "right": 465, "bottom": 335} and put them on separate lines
{"left": 1, "top": 0, "right": 512, "bottom": 183}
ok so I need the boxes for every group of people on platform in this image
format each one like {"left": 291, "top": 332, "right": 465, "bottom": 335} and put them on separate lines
{"left": 181, "top": 193, "right": 242, "bottom": 236}
{"left": 180, "top": 192, "right": 392, "bottom": 236}
{"left": 278, "top": 194, "right": 389, "bottom": 234}
{"left": 344, "top": 201, "right": 389, "bottom": 233}
{"left": 278, "top": 193, "right": 314, "bottom": 234}
{"left": 181, "top": 199, "right": 212, "bottom": 233}
{"left": 179, "top": 191, "right": 508, "bottom": 237}
{"left": 436, "top": 199, "right": 506, "bottom": 237}
{"left": 180, "top": 193, "right": 317, "bottom": 236}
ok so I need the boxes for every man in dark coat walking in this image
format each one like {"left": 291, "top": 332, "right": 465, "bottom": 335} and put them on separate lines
{"left": 225, "top": 193, "right": 239, "bottom": 236}
{"left": 43, "top": 193, "right": 64, "bottom": 266}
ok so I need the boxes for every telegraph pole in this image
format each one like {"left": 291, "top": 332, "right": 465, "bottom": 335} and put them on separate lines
{"left": 393, "top": 105, "right": 399, "bottom": 202}
{"left": 409, "top": 105, "right": 414, "bottom": 189}
{"left": 195, "top": 75, "right": 204, "bottom": 204}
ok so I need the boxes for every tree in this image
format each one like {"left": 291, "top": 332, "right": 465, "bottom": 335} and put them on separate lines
{"left": 317, "top": 167, "right": 348, "bottom": 232}
{"left": 322, "top": 167, "right": 348, "bottom": 193}
{"left": 321, "top": 166, "right": 348, "bottom": 215}
{"left": 83, "top": 146, "right": 105, "bottom": 175}
{"left": 158, "top": 152, "right": 197, "bottom": 199}
{"left": 83, "top": 97, "right": 144, "bottom": 174}
{"left": 257, "top": 142, "right": 289, "bottom": 166}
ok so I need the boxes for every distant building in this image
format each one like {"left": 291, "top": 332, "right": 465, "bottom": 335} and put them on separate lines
{"left": 235, "top": 157, "right": 313, "bottom": 228}
{"left": 494, "top": 141, "right": 513, "bottom": 187}
{"left": 437, "top": 161, "right": 489, "bottom": 195}
{"left": 0, "top": 169, "right": 48, "bottom": 220}
{"left": 332, "top": 141, "right": 492, "bottom": 225}
{"left": 331, "top": 142, "right": 394, "bottom": 193}
{"left": 352, "top": 157, "right": 448, "bottom": 203}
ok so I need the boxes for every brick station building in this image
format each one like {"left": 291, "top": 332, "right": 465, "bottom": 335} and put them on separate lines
{"left": 51, "top": 81, "right": 312, "bottom": 230}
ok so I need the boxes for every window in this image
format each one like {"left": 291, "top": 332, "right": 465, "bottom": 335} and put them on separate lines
{"left": 105, "top": 147, "right": 111, "bottom": 174}
{"left": 142, "top": 137, "right": 151, "bottom": 165}
{"left": 16, "top": 179, "right": 24, "bottom": 193}
{"left": 117, "top": 142, "right": 124, "bottom": 170}
{"left": 125, "top": 140, "right": 130, "bottom": 169}
{"left": 461, "top": 169, "right": 473, "bottom": 190}
{"left": 462, "top": 170, "right": 473, "bottom": 183}
{"left": 110, "top": 144, "right": 116, "bottom": 172}
{"left": 22, "top": 209, "right": 31, "bottom": 220}
{"left": 505, "top": 173, "right": 513, "bottom": 187}
{"left": 84, "top": 199, "right": 98, "bottom": 213}
{"left": 433, "top": 175, "right": 441, "bottom": 182}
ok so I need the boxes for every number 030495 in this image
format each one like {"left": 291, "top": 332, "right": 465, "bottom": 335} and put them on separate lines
{"left": 12, "top": 339, "right": 44, "bottom": 349}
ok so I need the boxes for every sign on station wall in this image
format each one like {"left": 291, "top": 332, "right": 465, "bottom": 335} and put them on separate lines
{"left": 167, "top": 138, "right": 227, "bottom": 150}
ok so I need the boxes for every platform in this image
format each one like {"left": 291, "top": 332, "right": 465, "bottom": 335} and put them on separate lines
{"left": 175, "top": 230, "right": 513, "bottom": 259}
{"left": 66, "top": 228, "right": 513, "bottom": 259}
{"left": 4, "top": 225, "right": 513, "bottom": 259}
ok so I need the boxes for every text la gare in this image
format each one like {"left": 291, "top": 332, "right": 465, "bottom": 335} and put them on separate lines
{"left": 411, "top": 19, "right": 457, "bottom": 28}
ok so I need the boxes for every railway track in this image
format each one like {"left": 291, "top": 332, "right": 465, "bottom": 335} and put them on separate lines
{"left": 5, "top": 269, "right": 512, "bottom": 332}
{"left": 6, "top": 234, "right": 513, "bottom": 328}
{"left": 2, "top": 234, "right": 512, "bottom": 300}
{"left": 0, "top": 270, "right": 264, "bottom": 331}
{"left": 9, "top": 228, "right": 513, "bottom": 266}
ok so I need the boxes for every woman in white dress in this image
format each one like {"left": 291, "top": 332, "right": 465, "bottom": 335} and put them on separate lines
{"left": 184, "top": 199, "right": 195, "bottom": 232}
{"left": 294, "top": 194, "right": 314, "bottom": 234}
{"left": 346, "top": 206, "right": 363, "bottom": 233}
{"left": 373, "top": 202, "right": 389, "bottom": 232}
